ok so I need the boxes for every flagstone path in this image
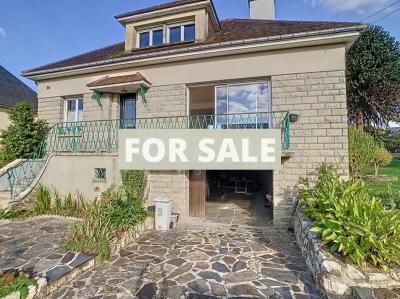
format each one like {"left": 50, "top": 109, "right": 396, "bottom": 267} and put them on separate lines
{"left": 49, "top": 222, "right": 321, "bottom": 299}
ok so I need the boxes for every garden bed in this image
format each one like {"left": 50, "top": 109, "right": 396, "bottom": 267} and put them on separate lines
{"left": 294, "top": 213, "right": 400, "bottom": 297}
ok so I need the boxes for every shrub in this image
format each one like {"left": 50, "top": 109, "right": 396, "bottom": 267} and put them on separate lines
{"left": 103, "top": 186, "right": 149, "bottom": 231}
{"left": 371, "top": 186, "right": 400, "bottom": 210}
{"left": 120, "top": 170, "right": 147, "bottom": 198}
{"left": 0, "top": 273, "right": 37, "bottom": 299}
{"left": 373, "top": 147, "right": 393, "bottom": 176}
{"left": 34, "top": 185, "right": 52, "bottom": 215}
{"left": 0, "top": 102, "right": 48, "bottom": 167}
{"left": 300, "top": 164, "right": 400, "bottom": 270}
{"left": 65, "top": 200, "right": 111, "bottom": 261}
{"left": 348, "top": 126, "right": 377, "bottom": 180}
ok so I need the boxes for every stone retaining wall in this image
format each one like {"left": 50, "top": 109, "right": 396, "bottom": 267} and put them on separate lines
{"left": 293, "top": 212, "right": 400, "bottom": 297}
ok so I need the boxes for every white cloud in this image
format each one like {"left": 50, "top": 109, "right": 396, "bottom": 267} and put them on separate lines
{"left": 309, "top": 0, "right": 391, "bottom": 12}
{"left": 0, "top": 27, "right": 6, "bottom": 38}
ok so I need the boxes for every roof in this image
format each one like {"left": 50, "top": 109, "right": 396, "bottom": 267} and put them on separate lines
{"left": 87, "top": 72, "right": 151, "bottom": 87}
{"left": 23, "top": 19, "right": 365, "bottom": 77}
{"left": 115, "top": 0, "right": 207, "bottom": 20}
{"left": 0, "top": 66, "right": 37, "bottom": 110}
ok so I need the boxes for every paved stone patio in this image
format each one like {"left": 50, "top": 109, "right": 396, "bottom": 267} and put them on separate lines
{"left": 0, "top": 217, "right": 93, "bottom": 284}
{"left": 50, "top": 222, "right": 320, "bottom": 298}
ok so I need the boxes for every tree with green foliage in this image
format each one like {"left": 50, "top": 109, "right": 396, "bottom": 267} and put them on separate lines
{"left": 373, "top": 147, "right": 392, "bottom": 176}
{"left": 348, "top": 126, "right": 377, "bottom": 180}
{"left": 347, "top": 26, "right": 400, "bottom": 130}
{"left": 0, "top": 101, "right": 48, "bottom": 167}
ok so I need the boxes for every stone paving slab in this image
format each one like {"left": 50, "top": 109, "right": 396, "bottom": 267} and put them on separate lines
{"left": 49, "top": 223, "right": 321, "bottom": 299}
{"left": 0, "top": 217, "right": 94, "bottom": 285}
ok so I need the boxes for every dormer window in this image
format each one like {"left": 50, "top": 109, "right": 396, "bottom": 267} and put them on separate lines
{"left": 168, "top": 22, "right": 195, "bottom": 43}
{"left": 138, "top": 28, "right": 164, "bottom": 48}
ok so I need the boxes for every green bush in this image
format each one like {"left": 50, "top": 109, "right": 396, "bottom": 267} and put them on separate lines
{"left": 0, "top": 102, "right": 48, "bottom": 167}
{"left": 103, "top": 186, "right": 149, "bottom": 231}
{"left": 300, "top": 164, "right": 400, "bottom": 270}
{"left": 349, "top": 126, "right": 377, "bottom": 180}
{"left": 120, "top": 170, "right": 147, "bottom": 198}
{"left": 0, "top": 273, "right": 37, "bottom": 299}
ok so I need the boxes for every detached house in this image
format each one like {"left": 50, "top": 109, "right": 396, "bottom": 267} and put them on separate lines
{"left": 18, "top": 0, "right": 365, "bottom": 227}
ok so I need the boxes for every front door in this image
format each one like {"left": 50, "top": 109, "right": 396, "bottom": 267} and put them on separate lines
{"left": 120, "top": 93, "right": 136, "bottom": 128}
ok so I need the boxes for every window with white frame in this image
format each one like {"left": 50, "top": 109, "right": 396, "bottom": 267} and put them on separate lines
{"left": 138, "top": 27, "right": 164, "bottom": 48}
{"left": 65, "top": 98, "right": 83, "bottom": 122}
{"left": 215, "top": 82, "right": 272, "bottom": 128}
{"left": 168, "top": 22, "right": 195, "bottom": 43}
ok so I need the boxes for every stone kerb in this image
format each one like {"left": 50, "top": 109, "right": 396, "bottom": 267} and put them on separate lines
{"left": 293, "top": 212, "right": 400, "bottom": 297}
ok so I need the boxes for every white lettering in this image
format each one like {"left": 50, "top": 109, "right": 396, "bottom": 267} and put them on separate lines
{"left": 143, "top": 138, "right": 165, "bottom": 163}
{"left": 242, "top": 138, "right": 258, "bottom": 163}
{"left": 261, "top": 138, "right": 276, "bottom": 163}
{"left": 198, "top": 138, "right": 215, "bottom": 163}
{"left": 125, "top": 138, "right": 140, "bottom": 162}
{"left": 217, "top": 139, "right": 240, "bottom": 163}
{"left": 169, "top": 138, "right": 188, "bottom": 162}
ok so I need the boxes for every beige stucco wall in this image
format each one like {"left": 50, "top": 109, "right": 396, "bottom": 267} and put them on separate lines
{"left": 39, "top": 153, "right": 121, "bottom": 200}
{"left": 0, "top": 107, "right": 10, "bottom": 131}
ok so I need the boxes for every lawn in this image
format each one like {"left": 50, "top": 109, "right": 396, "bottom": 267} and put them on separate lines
{"left": 366, "top": 158, "right": 400, "bottom": 193}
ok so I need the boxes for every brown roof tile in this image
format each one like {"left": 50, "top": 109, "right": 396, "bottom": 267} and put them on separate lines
{"left": 23, "top": 19, "right": 365, "bottom": 76}
{"left": 87, "top": 73, "right": 150, "bottom": 87}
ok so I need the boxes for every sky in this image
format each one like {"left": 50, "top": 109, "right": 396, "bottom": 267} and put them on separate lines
{"left": 0, "top": 0, "right": 399, "bottom": 91}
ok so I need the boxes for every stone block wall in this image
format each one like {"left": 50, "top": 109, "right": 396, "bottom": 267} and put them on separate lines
{"left": 38, "top": 96, "right": 64, "bottom": 126}
{"left": 148, "top": 171, "right": 190, "bottom": 220}
{"left": 272, "top": 70, "right": 349, "bottom": 227}
{"left": 137, "top": 84, "right": 187, "bottom": 118}
{"left": 293, "top": 213, "right": 400, "bottom": 297}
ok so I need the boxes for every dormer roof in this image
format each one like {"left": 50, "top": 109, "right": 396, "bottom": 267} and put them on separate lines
{"left": 115, "top": 0, "right": 220, "bottom": 30}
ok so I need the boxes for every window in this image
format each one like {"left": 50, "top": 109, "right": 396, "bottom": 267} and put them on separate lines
{"left": 215, "top": 82, "right": 272, "bottom": 128}
{"left": 65, "top": 98, "right": 83, "bottom": 122}
{"left": 94, "top": 168, "right": 106, "bottom": 182}
{"left": 120, "top": 94, "right": 136, "bottom": 129}
{"left": 168, "top": 22, "right": 195, "bottom": 43}
{"left": 138, "top": 28, "right": 164, "bottom": 48}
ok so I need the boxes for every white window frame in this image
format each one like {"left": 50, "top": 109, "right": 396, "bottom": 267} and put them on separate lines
{"left": 167, "top": 21, "right": 195, "bottom": 43}
{"left": 137, "top": 27, "right": 165, "bottom": 48}
{"left": 64, "top": 97, "right": 83, "bottom": 122}
{"left": 214, "top": 81, "right": 272, "bottom": 127}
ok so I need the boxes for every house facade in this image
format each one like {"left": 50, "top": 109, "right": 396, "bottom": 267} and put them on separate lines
{"left": 21, "top": 0, "right": 365, "bottom": 227}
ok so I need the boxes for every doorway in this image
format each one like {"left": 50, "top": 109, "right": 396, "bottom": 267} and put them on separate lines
{"left": 120, "top": 93, "right": 136, "bottom": 128}
{"left": 205, "top": 170, "right": 273, "bottom": 226}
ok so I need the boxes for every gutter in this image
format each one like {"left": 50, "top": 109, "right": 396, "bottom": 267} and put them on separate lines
{"left": 23, "top": 25, "right": 367, "bottom": 79}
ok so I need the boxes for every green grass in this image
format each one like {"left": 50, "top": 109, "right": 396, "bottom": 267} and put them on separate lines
{"left": 366, "top": 159, "right": 400, "bottom": 193}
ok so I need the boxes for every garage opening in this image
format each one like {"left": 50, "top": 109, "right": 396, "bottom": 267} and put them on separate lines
{"left": 204, "top": 170, "right": 273, "bottom": 226}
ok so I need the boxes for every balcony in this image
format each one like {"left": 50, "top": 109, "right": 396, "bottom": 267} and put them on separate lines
{"left": 48, "top": 112, "right": 291, "bottom": 153}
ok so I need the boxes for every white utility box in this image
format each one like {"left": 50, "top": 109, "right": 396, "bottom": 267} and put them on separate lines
{"left": 154, "top": 197, "right": 173, "bottom": 231}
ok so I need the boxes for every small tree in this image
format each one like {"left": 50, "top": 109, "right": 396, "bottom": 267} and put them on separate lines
{"left": 373, "top": 147, "right": 392, "bottom": 176}
{"left": 0, "top": 101, "right": 48, "bottom": 167}
{"left": 348, "top": 126, "right": 377, "bottom": 180}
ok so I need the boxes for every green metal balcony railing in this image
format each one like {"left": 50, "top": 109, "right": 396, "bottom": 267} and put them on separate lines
{"left": 4, "top": 112, "right": 291, "bottom": 200}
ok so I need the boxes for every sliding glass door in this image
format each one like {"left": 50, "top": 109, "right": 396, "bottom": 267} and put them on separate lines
{"left": 215, "top": 82, "right": 272, "bottom": 128}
